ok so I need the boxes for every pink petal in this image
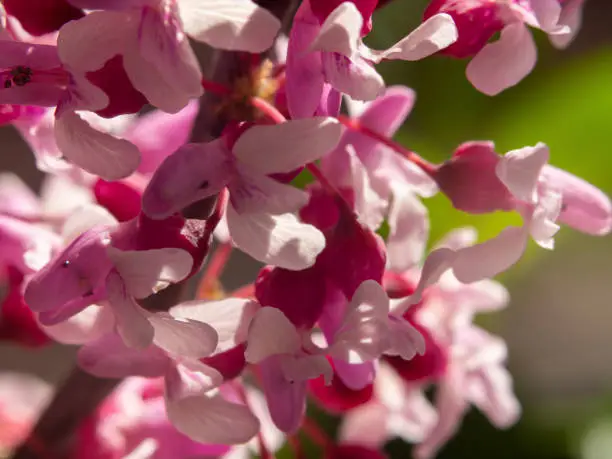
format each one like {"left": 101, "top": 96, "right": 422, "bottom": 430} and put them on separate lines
{"left": 149, "top": 312, "right": 218, "bottom": 359}
{"left": 230, "top": 169, "right": 310, "bottom": 215}
{"left": 106, "top": 271, "right": 154, "bottom": 348}
{"left": 549, "top": 0, "right": 584, "bottom": 49}
{"left": 259, "top": 356, "right": 307, "bottom": 432}
{"left": 541, "top": 165, "right": 612, "bottom": 235}
{"left": 281, "top": 354, "right": 332, "bottom": 384}
{"left": 386, "top": 316, "right": 426, "bottom": 361}
{"left": 106, "top": 247, "right": 193, "bottom": 299}
{"left": 77, "top": 332, "right": 170, "bottom": 378}
{"left": 54, "top": 111, "right": 141, "bottom": 180}
{"left": 142, "top": 140, "right": 231, "bottom": 219}
{"left": 285, "top": 8, "right": 326, "bottom": 119}
{"left": 61, "top": 203, "right": 117, "bottom": 243}
{"left": 137, "top": 6, "right": 203, "bottom": 109}
{"left": 371, "top": 13, "right": 458, "bottom": 62}
{"left": 179, "top": 0, "right": 281, "bottom": 53}
{"left": 170, "top": 298, "right": 257, "bottom": 353}
{"left": 529, "top": 190, "right": 562, "bottom": 249}
{"left": 387, "top": 191, "right": 429, "bottom": 271}
{"left": 227, "top": 207, "right": 325, "bottom": 270}
{"left": 329, "top": 280, "right": 391, "bottom": 364}
{"left": 233, "top": 117, "right": 342, "bottom": 175}
{"left": 339, "top": 402, "right": 390, "bottom": 448}
{"left": 466, "top": 23, "right": 537, "bottom": 96}
{"left": 345, "top": 146, "right": 386, "bottom": 230}
{"left": 42, "top": 304, "right": 114, "bottom": 345}
{"left": 125, "top": 101, "right": 198, "bottom": 175}
{"left": 308, "top": 2, "right": 363, "bottom": 56}
{"left": 333, "top": 359, "right": 375, "bottom": 391}
{"left": 166, "top": 387, "right": 260, "bottom": 445}
{"left": 434, "top": 227, "right": 478, "bottom": 251}
{"left": 496, "top": 143, "right": 549, "bottom": 203}
{"left": 0, "top": 40, "right": 61, "bottom": 69}
{"left": 322, "top": 52, "right": 385, "bottom": 101}
{"left": 57, "top": 10, "right": 134, "bottom": 72}
{"left": 165, "top": 361, "right": 223, "bottom": 401}
{"left": 245, "top": 307, "right": 300, "bottom": 364}
{"left": 451, "top": 226, "right": 529, "bottom": 283}
{"left": 0, "top": 173, "right": 40, "bottom": 220}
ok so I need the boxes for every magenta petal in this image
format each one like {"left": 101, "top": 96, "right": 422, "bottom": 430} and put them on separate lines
{"left": 4, "top": 0, "right": 84, "bottom": 36}
{"left": 333, "top": 359, "right": 375, "bottom": 391}
{"left": 260, "top": 356, "right": 307, "bottom": 433}
{"left": 0, "top": 41, "right": 62, "bottom": 69}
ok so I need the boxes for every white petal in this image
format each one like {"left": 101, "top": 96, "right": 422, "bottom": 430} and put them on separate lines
{"left": 245, "top": 307, "right": 300, "bottom": 363}
{"left": 370, "top": 13, "right": 458, "bottom": 62}
{"left": 496, "top": 143, "right": 549, "bottom": 203}
{"left": 466, "top": 23, "right": 537, "bottom": 96}
{"left": 179, "top": 0, "right": 280, "bottom": 52}
{"left": 346, "top": 145, "right": 386, "bottom": 230}
{"left": 107, "top": 247, "right": 193, "bottom": 299}
{"left": 227, "top": 207, "right": 325, "bottom": 270}
{"left": 308, "top": 3, "right": 362, "bottom": 57}
{"left": 322, "top": 52, "right": 385, "bottom": 101}
{"left": 42, "top": 305, "right": 114, "bottom": 345}
{"left": 233, "top": 117, "right": 342, "bottom": 175}
{"left": 387, "top": 190, "right": 429, "bottom": 271}
{"left": 165, "top": 361, "right": 223, "bottom": 401}
{"left": 54, "top": 111, "right": 141, "bottom": 181}
{"left": 150, "top": 313, "right": 218, "bottom": 359}
{"left": 61, "top": 204, "right": 117, "bottom": 244}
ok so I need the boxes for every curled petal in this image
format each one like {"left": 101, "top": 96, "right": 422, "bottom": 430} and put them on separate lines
{"left": 309, "top": 2, "right": 363, "bottom": 56}
{"left": 245, "top": 307, "right": 300, "bottom": 363}
{"left": 150, "top": 312, "right": 218, "bottom": 359}
{"left": 496, "top": 143, "right": 549, "bottom": 203}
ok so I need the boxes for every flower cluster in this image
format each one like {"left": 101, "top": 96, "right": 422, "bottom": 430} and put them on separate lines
{"left": 0, "top": 0, "right": 608, "bottom": 458}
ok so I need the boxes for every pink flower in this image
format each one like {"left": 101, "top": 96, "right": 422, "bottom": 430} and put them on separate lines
{"left": 59, "top": 0, "right": 281, "bottom": 113}
{"left": 285, "top": 1, "right": 457, "bottom": 118}
{"left": 143, "top": 118, "right": 343, "bottom": 270}
{"left": 424, "top": 0, "right": 585, "bottom": 94}
{"left": 431, "top": 142, "right": 612, "bottom": 282}
{"left": 3, "top": 0, "right": 84, "bottom": 36}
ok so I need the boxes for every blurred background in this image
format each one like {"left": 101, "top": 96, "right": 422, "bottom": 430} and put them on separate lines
{"left": 1, "top": 1, "right": 611, "bottom": 458}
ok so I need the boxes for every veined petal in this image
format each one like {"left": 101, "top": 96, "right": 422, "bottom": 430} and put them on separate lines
{"left": 370, "top": 13, "right": 458, "bottom": 62}
{"left": 245, "top": 307, "right": 300, "bottom": 364}
{"left": 142, "top": 140, "right": 231, "bottom": 219}
{"left": 107, "top": 247, "right": 193, "bottom": 299}
{"left": 227, "top": 207, "right": 325, "bottom": 270}
{"left": 466, "top": 23, "right": 537, "bottom": 96}
{"left": 150, "top": 312, "right": 218, "bottom": 359}
{"left": 42, "top": 304, "right": 114, "bottom": 345}
{"left": 165, "top": 361, "right": 223, "bottom": 401}
{"left": 179, "top": 0, "right": 281, "bottom": 53}
{"left": 106, "top": 271, "right": 154, "bottom": 349}
{"left": 233, "top": 117, "right": 342, "bottom": 175}
{"left": 170, "top": 298, "right": 257, "bottom": 353}
{"left": 496, "top": 143, "right": 549, "bottom": 203}
{"left": 387, "top": 190, "right": 429, "bottom": 271}
{"left": 77, "top": 332, "right": 169, "bottom": 378}
{"left": 280, "top": 354, "right": 332, "bottom": 384}
{"left": 230, "top": 169, "right": 310, "bottom": 215}
{"left": 308, "top": 2, "right": 363, "bottom": 57}
{"left": 322, "top": 51, "right": 384, "bottom": 101}
{"left": 54, "top": 110, "right": 141, "bottom": 180}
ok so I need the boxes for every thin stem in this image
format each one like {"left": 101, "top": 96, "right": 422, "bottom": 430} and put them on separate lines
{"left": 301, "top": 417, "right": 334, "bottom": 451}
{"left": 197, "top": 241, "right": 232, "bottom": 298}
{"left": 250, "top": 96, "right": 286, "bottom": 124}
{"left": 337, "top": 115, "right": 437, "bottom": 176}
{"left": 288, "top": 435, "right": 306, "bottom": 459}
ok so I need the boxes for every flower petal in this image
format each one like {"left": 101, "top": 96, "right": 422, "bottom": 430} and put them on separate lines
{"left": 245, "top": 307, "right": 300, "bottom": 364}
{"left": 42, "top": 304, "right": 114, "bottom": 345}
{"left": 227, "top": 207, "right": 325, "bottom": 270}
{"left": 308, "top": 2, "right": 362, "bottom": 56}
{"left": 107, "top": 247, "right": 193, "bottom": 299}
{"left": 149, "top": 312, "right": 218, "bottom": 359}
{"left": 165, "top": 361, "right": 223, "bottom": 401}
{"left": 179, "top": 0, "right": 280, "bottom": 53}
{"left": 322, "top": 52, "right": 385, "bottom": 101}
{"left": 61, "top": 203, "right": 117, "bottom": 243}
{"left": 54, "top": 111, "right": 141, "bottom": 180}
{"left": 77, "top": 332, "right": 169, "bottom": 378}
{"left": 280, "top": 354, "right": 332, "bottom": 384}
{"left": 233, "top": 117, "right": 342, "bottom": 175}
{"left": 496, "top": 143, "right": 549, "bottom": 203}
{"left": 466, "top": 23, "right": 537, "bottom": 96}
{"left": 387, "top": 191, "right": 429, "bottom": 271}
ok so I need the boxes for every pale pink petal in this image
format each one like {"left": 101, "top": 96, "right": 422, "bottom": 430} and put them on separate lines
{"left": 227, "top": 207, "right": 325, "bottom": 270}
{"left": 179, "top": 0, "right": 281, "bottom": 53}
{"left": 308, "top": 2, "right": 362, "bottom": 56}
{"left": 54, "top": 111, "right": 141, "bottom": 181}
{"left": 149, "top": 312, "right": 218, "bottom": 359}
{"left": 529, "top": 190, "right": 562, "bottom": 249}
{"left": 42, "top": 304, "right": 114, "bottom": 345}
{"left": 0, "top": 41, "right": 61, "bottom": 69}
{"left": 233, "top": 117, "right": 342, "bottom": 175}
{"left": 386, "top": 317, "right": 426, "bottom": 361}
{"left": 280, "top": 354, "right": 332, "bottom": 384}
{"left": 166, "top": 389, "right": 259, "bottom": 444}
{"left": 333, "top": 360, "right": 375, "bottom": 391}
{"left": 496, "top": 143, "right": 549, "bottom": 203}
{"left": 0, "top": 173, "right": 39, "bottom": 219}
{"left": 61, "top": 204, "right": 117, "bottom": 243}
{"left": 142, "top": 141, "right": 231, "bottom": 219}
{"left": 339, "top": 402, "right": 390, "bottom": 448}
{"left": 245, "top": 307, "right": 300, "bottom": 363}
{"left": 529, "top": 0, "right": 564, "bottom": 32}
{"left": 370, "top": 13, "right": 458, "bottom": 62}
{"left": 434, "top": 227, "right": 478, "bottom": 251}
{"left": 57, "top": 10, "right": 134, "bottom": 71}
{"left": 0, "top": 373, "right": 52, "bottom": 419}
{"left": 387, "top": 191, "right": 429, "bottom": 271}
{"left": 170, "top": 298, "right": 257, "bottom": 353}
{"left": 372, "top": 150, "right": 438, "bottom": 198}
{"left": 541, "top": 165, "right": 612, "bottom": 235}
{"left": 322, "top": 52, "right": 385, "bottom": 101}
{"left": 259, "top": 356, "right": 306, "bottom": 432}
{"left": 549, "top": 0, "right": 584, "bottom": 49}
{"left": 107, "top": 247, "right": 193, "bottom": 299}
{"left": 40, "top": 174, "right": 94, "bottom": 220}
{"left": 165, "top": 361, "right": 223, "bottom": 401}
{"left": 466, "top": 23, "right": 537, "bottom": 96}
{"left": 138, "top": 6, "right": 203, "bottom": 106}
{"left": 106, "top": 271, "right": 154, "bottom": 348}
{"left": 78, "top": 332, "right": 170, "bottom": 378}
{"left": 329, "top": 280, "right": 391, "bottom": 364}
{"left": 451, "top": 226, "right": 529, "bottom": 283}
{"left": 230, "top": 168, "right": 310, "bottom": 215}
{"left": 467, "top": 366, "right": 521, "bottom": 428}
